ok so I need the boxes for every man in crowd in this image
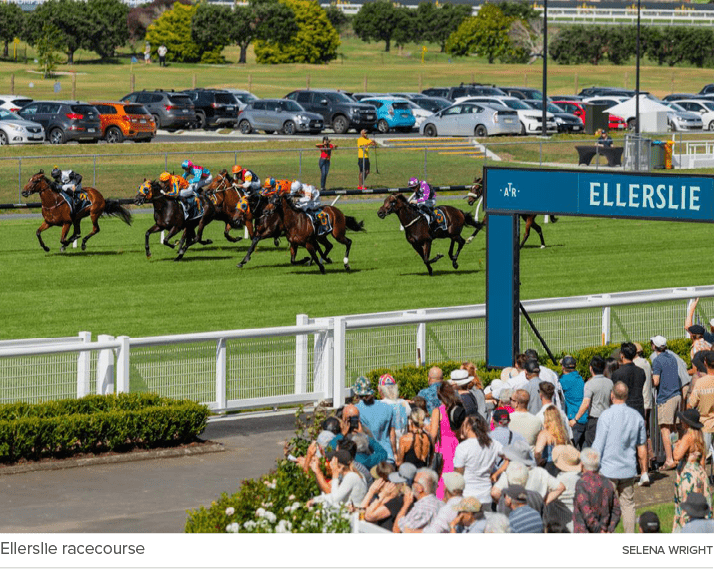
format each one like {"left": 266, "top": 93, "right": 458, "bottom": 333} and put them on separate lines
{"left": 592, "top": 382, "right": 648, "bottom": 532}
{"left": 326, "top": 404, "right": 387, "bottom": 469}
{"left": 417, "top": 366, "right": 443, "bottom": 414}
{"left": 353, "top": 376, "right": 396, "bottom": 462}
{"left": 423, "top": 472, "right": 465, "bottom": 533}
{"left": 612, "top": 342, "right": 646, "bottom": 420}
{"left": 688, "top": 350, "right": 714, "bottom": 456}
{"left": 680, "top": 493, "right": 714, "bottom": 533}
{"left": 571, "top": 356, "right": 613, "bottom": 448}
{"left": 394, "top": 468, "right": 441, "bottom": 533}
{"left": 650, "top": 335, "right": 682, "bottom": 471}
{"left": 572, "top": 447, "right": 621, "bottom": 533}
{"left": 559, "top": 355, "right": 588, "bottom": 449}
{"left": 638, "top": 511, "right": 660, "bottom": 533}
{"left": 505, "top": 485, "right": 543, "bottom": 533}
{"left": 490, "top": 409, "right": 527, "bottom": 452}
{"left": 524, "top": 359, "right": 545, "bottom": 415}
{"left": 508, "top": 389, "right": 543, "bottom": 448}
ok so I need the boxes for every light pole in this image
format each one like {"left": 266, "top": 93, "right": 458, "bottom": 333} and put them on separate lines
{"left": 541, "top": 0, "right": 548, "bottom": 137}
{"left": 635, "top": 0, "right": 641, "bottom": 169}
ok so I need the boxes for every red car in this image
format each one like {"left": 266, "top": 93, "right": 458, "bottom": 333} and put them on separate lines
{"left": 553, "top": 100, "right": 626, "bottom": 130}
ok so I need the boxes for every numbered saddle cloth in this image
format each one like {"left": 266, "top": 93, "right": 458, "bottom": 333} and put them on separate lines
{"left": 182, "top": 196, "right": 204, "bottom": 220}
{"left": 310, "top": 209, "right": 331, "bottom": 236}
{"left": 60, "top": 191, "right": 91, "bottom": 216}
{"left": 433, "top": 207, "right": 447, "bottom": 231}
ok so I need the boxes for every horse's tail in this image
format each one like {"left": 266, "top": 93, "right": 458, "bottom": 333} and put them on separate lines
{"left": 103, "top": 200, "right": 133, "bottom": 225}
{"left": 345, "top": 216, "right": 365, "bottom": 232}
{"left": 463, "top": 210, "right": 485, "bottom": 244}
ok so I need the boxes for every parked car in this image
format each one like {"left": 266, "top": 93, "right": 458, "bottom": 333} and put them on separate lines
{"left": 549, "top": 94, "right": 584, "bottom": 101}
{"left": 120, "top": 90, "right": 196, "bottom": 130}
{"left": 388, "top": 92, "right": 427, "bottom": 100}
{"left": 403, "top": 100, "right": 433, "bottom": 128}
{"left": 350, "top": 92, "right": 384, "bottom": 101}
{"left": 579, "top": 87, "right": 635, "bottom": 98}
{"left": 699, "top": 84, "right": 714, "bottom": 95}
{"left": 523, "top": 100, "right": 583, "bottom": 133}
{"left": 0, "top": 108, "right": 44, "bottom": 145}
{"left": 224, "top": 89, "right": 259, "bottom": 112}
{"left": 284, "top": 89, "right": 376, "bottom": 134}
{"left": 662, "top": 102, "right": 703, "bottom": 131}
{"left": 182, "top": 88, "right": 239, "bottom": 129}
{"left": 500, "top": 87, "right": 545, "bottom": 100}
{"left": 18, "top": 100, "right": 101, "bottom": 144}
{"left": 90, "top": 101, "right": 156, "bottom": 143}
{"left": 423, "top": 84, "right": 507, "bottom": 102}
{"left": 420, "top": 101, "right": 520, "bottom": 137}
{"left": 421, "top": 87, "right": 450, "bottom": 99}
{"left": 238, "top": 99, "right": 323, "bottom": 135}
{"left": 662, "top": 93, "right": 701, "bottom": 102}
{"left": 554, "top": 99, "right": 627, "bottom": 131}
{"left": 461, "top": 96, "right": 557, "bottom": 135}
{"left": 0, "top": 95, "right": 33, "bottom": 113}
{"left": 412, "top": 97, "right": 452, "bottom": 114}
{"left": 360, "top": 97, "right": 416, "bottom": 133}
{"left": 671, "top": 99, "right": 714, "bottom": 130}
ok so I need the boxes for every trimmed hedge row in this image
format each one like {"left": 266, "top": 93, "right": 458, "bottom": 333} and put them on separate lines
{"left": 0, "top": 393, "right": 209, "bottom": 463}
{"left": 363, "top": 339, "right": 693, "bottom": 400}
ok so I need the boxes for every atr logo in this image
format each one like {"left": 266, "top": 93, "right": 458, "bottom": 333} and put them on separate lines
{"left": 501, "top": 182, "right": 518, "bottom": 198}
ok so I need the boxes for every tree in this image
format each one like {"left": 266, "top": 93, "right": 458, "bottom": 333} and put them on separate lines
{"left": 24, "top": 0, "right": 87, "bottom": 64}
{"left": 415, "top": 2, "right": 472, "bottom": 52}
{"left": 145, "top": 2, "right": 206, "bottom": 62}
{"left": 228, "top": 0, "right": 298, "bottom": 64}
{"left": 446, "top": 4, "right": 513, "bottom": 63}
{"left": 35, "top": 22, "right": 65, "bottom": 77}
{"left": 254, "top": 0, "right": 339, "bottom": 64}
{"left": 84, "top": 0, "right": 129, "bottom": 60}
{"left": 324, "top": 5, "right": 350, "bottom": 34}
{"left": 0, "top": 2, "right": 24, "bottom": 59}
{"left": 190, "top": 3, "right": 230, "bottom": 63}
{"left": 127, "top": 0, "right": 191, "bottom": 44}
{"left": 550, "top": 26, "right": 608, "bottom": 65}
{"left": 353, "top": 0, "right": 410, "bottom": 53}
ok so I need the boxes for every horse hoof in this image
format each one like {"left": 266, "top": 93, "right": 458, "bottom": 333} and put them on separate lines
{"left": 453, "top": 262, "right": 459, "bottom": 270}
{"left": 273, "top": 238, "right": 280, "bottom": 247}
{"left": 43, "top": 246, "right": 50, "bottom": 253}
{"left": 205, "top": 240, "right": 213, "bottom": 245}
{"left": 466, "top": 236, "right": 474, "bottom": 244}
{"left": 540, "top": 245, "right": 546, "bottom": 249}
{"left": 345, "top": 264, "right": 351, "bottom": 272}
{"left": 81, "top": 243, "right": 87, "bottom": 251}
{"left": 237, "top": 263, "right": 244, "bottom": 268}
{"left": 60, "top": 246, "right": 65, "bottom": 253}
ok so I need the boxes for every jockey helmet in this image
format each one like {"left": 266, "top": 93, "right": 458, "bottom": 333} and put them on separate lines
{"left": 408, "top": 177, "right": 419, "bottom": 188}
{"left": 51, "top": 167, "right": 61, "bottom": 179}
{"left": 291, "top": 180, "right": 302, "bottom": 193}
{"left": 181, "top": 160, "right": 192, "bottom": 170}
{"left": 264, "top": 177, "right": 275, "bottom": 188}
{"left": 159, "top": 171, "right": 171, "bottom": 182}
{"left": 232, "top": 165, "right": 242, "bottom": 175}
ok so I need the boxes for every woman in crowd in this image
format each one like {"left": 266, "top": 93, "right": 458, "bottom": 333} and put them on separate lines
{"left": 359, "top": 466, "right": 405, "bottom": 530}
{"left": 450, "top": 369, "right": 479, "bottom": 416}
{"left": 603, "top": 357, "right": 620, "bottom": 379}
{"left": 410, "top": 396, "right": 430, "bottom": 428}
{"left": 461, "top": 361, "right": 488, "bottom": 419}
{"left": 453, "top": 414, "right": 504, "bottom": 504}
{"left": 551, "top": 445, "right": 581, "bottom": 532}
{"left": 534, "top": 407, "right": 570, "bottom": 476}
{"left": 309, "top": 449, "right": 367, "bottom": 507}
{"left": 430, "top": 382, "right": 462, "bottom": 499}
{"left": 397, "top": 408, "right": 431, "bottom": 468}
{"left": 378, "top": 374, "right": 411, "bottom": 449}
{"left": 673, "top": 409, "right": 710, "bottom": 531}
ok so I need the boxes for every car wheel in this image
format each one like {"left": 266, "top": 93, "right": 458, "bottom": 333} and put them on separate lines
{"left": 49, "top": 128, "right": 65, "bottom": 144}
{"left": 475, "top": 125, "right": 488, "bottom": 137}
{"left": 332, "top": 115, "right": 348, "bottom": 134}
{"left": 709, "top": 121, "right": 714, "bottom": 131}
{"left": 152, "top": 114, "right": 161, "bottom": 129}
{"left": 520, "top": 122, "right": 526, "bottom": 135}
{"left": 423, "top": 124, "right": 437, "bottom": 137}
{"left": 105, "top": 126, "right": 124, "bottom": 144}
{"left": 377, "top": 119, "right": 390, "bottom": 134}
{"left": 239, "top": 120, "right": 252, "bottom": 135}
{"left": 195, "top": 112, "right": 207, "bottom": 130}
{"left": 282, "top": 121, "right": 296, "bottom": 135}
{"left": 0, "top": 130, "right": 7, "bottom": 145}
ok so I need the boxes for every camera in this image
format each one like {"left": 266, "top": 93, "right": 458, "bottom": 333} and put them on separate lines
{"left": 348, "top": 416, "right": 359, "bottom": 431}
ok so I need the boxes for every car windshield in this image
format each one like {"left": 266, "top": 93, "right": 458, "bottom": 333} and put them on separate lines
{"left": 703, "top": 102, "right": 714, "bottom": 111}
{"left": 281, "top": 100, "right": 303, "bottom": 112}
{"left": 667, "top": 103, "right": 686, "bottom": 112}
{"left": 324, "top": 92, "right": 353, "bottom": 103}
{"left": 417, "top": 98, "right": 449, "bottom": 112}
{"left": 168, "top": 95, "right": 192, "bottom": 105}
{"left": 502, "top": 99, "right": 531, "bottom": 110}
{"left": 392, "top": 102, "right": 409, "bottom": 110}
{"left": 124, "top": 105, "right": 149, "bottom": 115}
{"left": 0, "top": 109, "right": 22, "bottom": 121}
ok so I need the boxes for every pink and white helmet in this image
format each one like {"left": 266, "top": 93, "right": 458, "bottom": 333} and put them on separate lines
{"left": 408, "top": 177, "right": 419, "bottom": 188}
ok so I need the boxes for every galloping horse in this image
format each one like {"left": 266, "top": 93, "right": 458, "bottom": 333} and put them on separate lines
{"left": 21, "top": 170, "right": 132, "bottom": 252}
{"left": 192, "top": 170, "right": 244, "bottom": 246}
{"left": 235, "top": 198, "right": 286, "bottom": 269}
{"left": 377, "top": 194, "right": 483, "bottom": 276}
{"left": 134, "top": 179, "right": 211, "bottom": 260}
{"left": 467, "top": 177, "right": 557, "bottom": 249}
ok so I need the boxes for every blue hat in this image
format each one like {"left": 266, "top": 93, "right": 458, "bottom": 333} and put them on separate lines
{"left": 352, "top": 376, "right": 373, "bottom": 396}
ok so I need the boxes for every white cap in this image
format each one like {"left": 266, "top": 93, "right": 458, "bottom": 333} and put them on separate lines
{"left": 650, "top": 335, "right": 667, "bottom": 348}
{"left": 709, "top": 318, "right": 714, "bottom": 328}
{"left": 291, "top": 180, "right": 302, "bottom": 193}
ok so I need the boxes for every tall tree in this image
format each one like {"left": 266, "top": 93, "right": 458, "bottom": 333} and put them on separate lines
{"left": 84, "top": 0, "right": 129, "bottom": 59}
{"left": 228, "top": 0, "right": 298, "bottom": 64}
{"left": 0, "top": 2, "right": 24, "bottom": 59}
{"left": 145, "top": 2, "right": 204, "bottom": 62}
{"left": 25, "top": 0, "right": 87, "bottom": 64}
{"left": 353, "top": 0, "right": 409, "bottom": 53}
{"left": 191, "top": 3, "right": 230, "bottom": 63}
{"left": 446, "top": 4, "right": 514, "bottom": 63}
{"left": 415, "top": 2, "right": 471, "bottom": 52}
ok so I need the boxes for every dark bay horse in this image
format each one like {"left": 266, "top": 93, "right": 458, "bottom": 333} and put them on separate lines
{"left": 134, "top": 179, "right": 211, "bottom": 260}
{"left": 377, "top": 194, "right": 483, "bottom": 276}
{"left": 467, "top": 177, "right": 558, "bottom": 249}
{"left": 192, "top": 170, "right": 244, "bottom": 246}
{"left": 21, "top": 170, "right": 132, "bottom": 252}
{"left": 235, "top": 198, "right": 286, "bottom": 269}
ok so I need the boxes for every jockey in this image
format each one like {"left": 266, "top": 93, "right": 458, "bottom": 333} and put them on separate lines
{"left": 180, "top": 160, "right": 212, "bottom": 194}
{"left": 291, "top": 180, "right": 321, "bottom": 212}
{"left": 231, "top": 165, "right": 261, "bottom": 196}
{"left": 408, "top": 177, "right": 436, "bottom": 227}
{"left": 50, "top": 166, "right": 83, "bottom": 198}
{"left": 159, "top": 171, "right": 198, "bottom": 218}
{"left": 260, "top": 178, "right": 291, "bottom": 198}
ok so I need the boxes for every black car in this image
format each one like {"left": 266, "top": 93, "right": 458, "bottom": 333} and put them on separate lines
{"left": 120, "top": 90, "right": 196, "bottom": 130}
{"left": 182, "top": 89, "right": 239, "bottom": 129}
{"left": 18, "top": 100, "right": 101, "bottom": 144}
{"left": 523, "top": 99, "right": 584, "bottom": 133}
{"left": 500, "top": 87, "right": 545, "bottom": 100}
{"left": 284, "top": 89, "right": 377, "bottom": 134}
{"left": 422, "top": 84, "right": 507, "bottom": 101}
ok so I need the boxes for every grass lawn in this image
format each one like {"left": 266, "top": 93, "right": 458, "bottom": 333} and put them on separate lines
{"left": 616, "top": 502, "right": 674, "bottom": 533}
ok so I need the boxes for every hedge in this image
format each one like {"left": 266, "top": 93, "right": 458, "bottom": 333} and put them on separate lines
{"left": 0, "top": 393, "right": 209, "bottom": 463}
{"left": 362, "top": 338, "right": 693, "bottom": 399}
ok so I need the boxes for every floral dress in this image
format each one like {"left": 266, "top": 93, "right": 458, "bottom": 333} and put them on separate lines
{"left": 673, "top": 450, "right": 711, "bottom": 531}
{"left": 435, "top": 404, "right": 459, "bottom": 499}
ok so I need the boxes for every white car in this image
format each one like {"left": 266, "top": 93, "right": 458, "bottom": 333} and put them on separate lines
{"left": 224, "top": 89, "right": 259, "bottom": 112}
{"left": 404, "top": 100, "right": 433, "bottom": 127}
{"left": 0, "top": 94, "right": 33, "bottom": 113}
{"left": 459, "top": 95, "right": 557, "bottom": 135}
{"left": 672, "top": 99, "right": 714, "bottom": 130}
{"left": 662, "top": 102, "right": 703, "bottom": 131}
{"left": 419, "top": 101, "right": 521, "bottom": 137}
{"left": 0, "top": 108, "right": 45, "bottom": 145}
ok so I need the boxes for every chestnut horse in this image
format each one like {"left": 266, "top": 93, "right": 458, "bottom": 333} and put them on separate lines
{"left": 21, "top": 170, "right": 132, "bottom": 252}
{"left": 192, "top": 170, "right": 244, "bottom": 246}
{"left": 377, "top": 194, "right": 483, "bottom": 276}
{"left": 467, "top": 177, "right": 557, "bottom": 249}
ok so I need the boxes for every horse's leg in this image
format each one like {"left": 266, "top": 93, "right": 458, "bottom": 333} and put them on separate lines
{"left": 58, "top": 222, "right": 73, "bottom": 252}
{"left": 223, "top": 222, "right": 241, "bottom": 243}
{"left": 237, "top": 236, "right": 262, "bottom": 268}
{"left": 175, "top": 228, "right": 190, "bottom": 261}
{"left": 519, "top": 216, "right": 532, "bottom": 249}
{"left": 288, "top": 242, "right": 311, "bottom": 266}
{"left": 192, "top": 214, "right": 208, "bottom": 246}
{"left": 340, "top": 235, "right": 352, "bottom": 271}
{"left": 246, "top": 218, "right": 254, "bottom": 239}
{"left": 36, "top": 221, "right": 52, "bottom": 252}
{"left": 450, "top": 235, "right": 466, "bottom": 270}
{"left": 144, "top": 224, "right": 162, "bottom": 258}
{"left": 162, "top": 226, "right": 181, "bottom": 249}
{"left": 304, "top": 241, "right": 326, "bottom": 274}
{"left": 80, "top": 213, "right": 100, "bottom": 251}
{"left": 317, "top": 235, "right": 333, "bottom": 263}
{"left": 532, "top": 219, "right": 546, "bottom": 248}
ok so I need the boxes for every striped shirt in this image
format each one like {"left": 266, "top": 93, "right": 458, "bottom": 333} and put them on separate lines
{"left": 508, "top": 505, "right": 544, "bottom": 533}
{"left": 398, "top": 494, "right": 442, "bottom": 532}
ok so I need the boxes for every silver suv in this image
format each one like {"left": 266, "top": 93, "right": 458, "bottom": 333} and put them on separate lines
{"left": 238, "top": 99, "right": 324, "bottom": 135}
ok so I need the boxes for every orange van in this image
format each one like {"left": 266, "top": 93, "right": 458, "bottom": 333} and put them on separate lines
{"left": 90, "top": 101, "right": 156, "bottom": 143}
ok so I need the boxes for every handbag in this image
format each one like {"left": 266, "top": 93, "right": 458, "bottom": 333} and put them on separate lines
{"left": 429, "top": 408, "right": 445, "bottom": 475}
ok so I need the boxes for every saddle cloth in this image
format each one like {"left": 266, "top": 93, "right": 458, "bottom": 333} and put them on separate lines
{"left": 430, "top": 207, "right": 447, "bottom": 231}
{"left": 181, "top": 196, "right": 204, "bottom": 220}
{"left": 309, "top": 209, "right": 331, "bottom": 236}
{"left": 60, "top": 191, "right": 91, "bottom": 215}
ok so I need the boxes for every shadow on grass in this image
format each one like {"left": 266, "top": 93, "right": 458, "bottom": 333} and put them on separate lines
{"left": 401, "top": 269, "right": 481, "bottom": 277}
{"left": 520, "top": 243, "right": 565, "bottom": 250}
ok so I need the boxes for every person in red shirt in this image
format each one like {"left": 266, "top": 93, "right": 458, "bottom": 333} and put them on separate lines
{"left": 316, "top": 136, "right": 337, "bottom": 191}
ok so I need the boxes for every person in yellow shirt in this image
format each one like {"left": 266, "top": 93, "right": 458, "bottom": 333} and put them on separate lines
{"left": 357, "top": 129, "right": 377, "bottom": 190}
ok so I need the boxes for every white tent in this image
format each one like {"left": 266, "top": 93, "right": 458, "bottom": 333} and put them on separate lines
{"left": 602, "top": 95, "right": 671, "bottom": 132}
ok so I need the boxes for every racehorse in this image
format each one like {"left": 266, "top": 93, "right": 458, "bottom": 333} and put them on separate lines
{"left": 467, "top": 177, "right": 557, "bottom": 249}
{"left": 192, "top": 170, "right": 244, "bottom": 246}
{"left": 377, "top": 193, "right": 483, "bottom": 276}
{"left": 21, "top": 170, "right": 132, "bottom": 252}
{"left": 134, "top": 179, "right": 211, "bottom": 260}
{"left": 235, "top": 198, "right": 287, "bottom": 269}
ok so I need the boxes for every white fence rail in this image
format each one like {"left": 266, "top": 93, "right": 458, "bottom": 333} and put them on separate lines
{"left": 1, "top": 285, "right": 713, "bottom": 411}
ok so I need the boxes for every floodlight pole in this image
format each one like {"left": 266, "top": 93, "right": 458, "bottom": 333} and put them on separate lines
{"left": 541, "top": 0, "right": 548, "bottom": 137}
{"left": 635, "top": 0, "right": 641, "bottom": 169}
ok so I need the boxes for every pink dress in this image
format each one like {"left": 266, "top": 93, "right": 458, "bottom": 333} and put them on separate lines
{"left": 434, "top": 404, "right": 459, "bottom": 499}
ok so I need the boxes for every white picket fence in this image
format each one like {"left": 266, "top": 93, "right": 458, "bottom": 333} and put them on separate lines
{"left": 1, "top": 285, "right": 713, "bottom": 412}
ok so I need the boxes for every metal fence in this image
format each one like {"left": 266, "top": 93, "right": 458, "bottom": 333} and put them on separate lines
{"left": 1, "top": 285, "right": 712, "bottom": 411}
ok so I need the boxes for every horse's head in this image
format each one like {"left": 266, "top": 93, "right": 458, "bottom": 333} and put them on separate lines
{"left": 21, "top": 170, "right": 48, "bottom": 198}
{"left": 466, "top": 177, "right": 483, "bottom": 206}
{"left": 231, "top": 195, "right": 250, "bottom": 225}
{"left": 377, "top": 194, "right": 403, "bottom": 219}
{"left": 134, "top": 179, "right": 156, "bottom": 205}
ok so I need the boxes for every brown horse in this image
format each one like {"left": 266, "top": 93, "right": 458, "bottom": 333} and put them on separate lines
{"left": 377, "top": 194, "right": 483, "bottom": 276}
{"left": 467, "top": 177, "right": 557, "bottom": 249}
{"left": 192, "top": 170, "right": 244, "bottom": 246}
{"left": 235, "top": 198, "right": 287, "bottom": 269}
{"left": 21, "top": 170, "right": 132, "bottom": 252}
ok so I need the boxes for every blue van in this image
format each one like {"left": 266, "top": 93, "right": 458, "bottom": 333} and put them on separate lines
{"left": 361, "top": 97, "right": 416, "bottom": 133}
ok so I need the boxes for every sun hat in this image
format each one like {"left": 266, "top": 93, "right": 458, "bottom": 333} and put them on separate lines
{"left": 681, "top": 492, "right": 710, "bottom": 519}
{"left": 456, "top": 497, "right": 482, "bottom": 513}
{"left": 552, "top": 445, "right": 581, "bottom": 472}
{"left": 442, "top": 472, "right": 465, "bottom": 494}
{"left": 502, "top": 440, "right": 535, "bottom": 466}
{"left": 449, "top": 369, "right": 473, "bottom": 387}
{"left": 500, "top": 367, "right": 518, "bottom": 383}
{"left": 650, "top": 335, "right": 667, "bottom": 348}
{"left": 388, "top": 462, "right": 417, "bottom": 485}
{"left": 352, "top": 376, "right": 374, "bottom": 396}
{"left": 379, "top": 374, "right": 396, "bottom": 387}
{"left": 677, "top": 408, "right": 704, "bottom": 430}
{"left": 485, "top": 379, "right": 504, "bottom": 398}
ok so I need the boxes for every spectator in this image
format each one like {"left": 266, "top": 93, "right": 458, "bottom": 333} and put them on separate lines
{"left": 417, "top": 366, "right": 443, "bottom": 414}
{"left": 343, "top": 434, "right": 376, "bottom": 484}
{"left": 453, "top": 414, "right": 504, "bottom": 503}
{"left": 552, "top": 445, "right": 581, "bottom": 532}
{"left": 360, "top": 462, "right": 409, "bottom": 530}
{"left": 534, "top": 407, "right": 570, "bottom": 476}
{"left": 369, "top": 460, "right": 395, "bottom": 483}
{"left": 410, "top": 396, "right": 430, "bottom": 429}
{"left": 673, "top": 409, "right": 710, "bottom": 532}
{"left": 524, "top": 359, "right": 544, "bottom": 415}
{"left": 326, "top": 404, "right": 388, "bottom": 469}
{"left": 651, "top": 335, "right": 691, "bottom": 401}
{"left": 572, "top": 447, "right": 621, "bottom": 533}
{"left": 509, "top": 389, "right": 543, "bottom": 448}
{"left": 688, "top": 350, "right": 714, "bottom": 456}
{"left": 596, "top": 129, "right": 612, "bottom": 147}
{"left": 503, "top": 353, "right": 530, "bottom": 392}
{"left": 157, "top": 44, "right": 167, "bottom": 67}
{"left": 449, "top": 369, "right": 479, "bottom": 416}
{"left": 638, "top": 511, "right": 660, "bottom": 533}
{"left": 559, "top": 355, "right": 588, "bottom": 449}
{"left": 592, "top": 382, "right": 648, "bottom": 533}
{"left": 603, "top": 357, "right": 619, "bottom": 379}
{"left": 612, "top": 342, "right": 646, "bottom": 420}
{"left": 315, "top": 136, "right": 337, "bottom": 191}
{"left": 394, "top": 468, "right": 441, "bottom": 533}
{"left": 505, "top": 485, "right": 544, "bottom": 533}
{"left": 490, "top": 409, "right": 527, "bottom": 454}
{"left": 429, "top": 382, "right": 461, "bottom": 499}
{"left": 679, "top": 493, "right": 714, "bottom": 533}
{"left": 489, "top": 388, "right": 514, "bottom": 431}
{"left": 495, "top": 461, "right": 544, "bottom": 516}
{"left": 397, "top": 408, "right": 431, "bottom": 468}
{"left": 633, "top": 342, "right": 654, "bottom": 425}
{"left": 525, "top": 349, "right": 566, "bottom": 411}
{"left": 571, "top": 356, "right": 613, "bottom": 448}
{"left": 144, "top": 42, "right": 151, "bottom": 65}
{"left": 484, "top": 513, "right": 511, "bottom": 533}
{"left": 308, "top": 449, "right": 367, "bottom": 507}
{"left": 356, "top": 129, "right": 376, "bottom": 190}
{"left": 423, "top": 471, "right": 465, "bottom": 533}
{"left": 650, "top": 336, "right": 682, "bottom": 471}
{"left": 295, "top": 415, "right": 342, "bottom": 473}
{"left": 685, "top": 298, "right": 714, "bottom": 344}
{"left": 449, "top": 497, "right": 487, "bottom": 533}
{"left": 461, "top": 361, "right": 488, "bottom": 418}
{"left": 688, "top": 324, "right": 712, "bottom": 362}
{"left": 378, "top": 374, "right": 411, "bottom": 449}
{"left": 536, "top": 381, "right": 572, "bottom": 441}
{"left": 353, "top": 376, "right": 396, "bottom": 462}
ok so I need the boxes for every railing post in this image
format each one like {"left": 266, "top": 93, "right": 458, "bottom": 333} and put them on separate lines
{"left": 115, "top": 335, "right": 130, "bottom": 394}
{"left": 215, "top": 337, "right": 227, "bottom": 411}
{"left": 416, "top": 310, "right": 426, "bottom": 366}
{"left": 299, "top": 150, "right": 302, "bottom": 178}
{"left": 96, "top": 334, "right": 115, "bottom": 395}
{"left": 313, "top": 318, "right": 333, "bottom": 401}
{"left": 18, "top": 157, "right": 22, "bottom": 203}
{"left": 93, "top": 155, "right": 97, "bottom": 186}
{"left": 295, "top": 314, "right": 309, "bottom": 394}
{"left": 76, "top": 330, "right": 91, "bottom": 398}
{"left": 601, "top": 295, "right": 611, "bottom": 345}
{"left": 424, "top": 147, "right": 428, "bottom": 180}
{"left": 332, "top": 317, "right": 346, "bottom": 407}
